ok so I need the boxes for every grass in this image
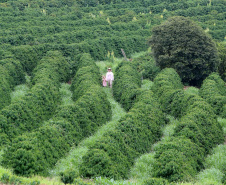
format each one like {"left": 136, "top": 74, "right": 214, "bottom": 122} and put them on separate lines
{"left": 217, "top": 117, "right": 226, "bottom": 136}
{"left": 0, "top": 166, "right": 63, "bottom": 185}
{"left": 52, "top": 87, "right": 126, "bottom": 178}
{"left": 59, "top": 83, "right": 74, "bottom": 106}
{"left": 204, "top": 144, "right": 226, "bottom": 172}
{"left": 130, "top": 153, "right": 155, "bottom": 181}
{"left": 195, "top": 144, "right": 226, "bottom": 185}
{"left": 141, "top": 79, "right": 153, "bottom": 90}
{"left": 197, "top": 168, "right": 224, "bottom": 185}
{"left": 10, "top": 84, "right": 29, "bottom": 103}
{"left": 185, "top": 86, "right": 199, "bottom": 95}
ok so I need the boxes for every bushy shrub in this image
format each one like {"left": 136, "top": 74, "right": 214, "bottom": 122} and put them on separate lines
{"left": 0, "top": 66, "right": 11, "bottom": 110}
{"left": 151, "top": 69, "right": 224, "bottom": 182}
{"left": 216, "top": 42, "right": 226, "bottom": 81}
{"left": 2, "top": 52, "right": 112, "bottom": 177}
{"left": 152, "top": 68, "right": 183, "bottom": 114}
{"left": 60, "top": 169, "right": 77, "bottom": 185}
{"left": 11, "top": 45, "right": 39, "bottom": 75}
{"left": 132, "top": 52, "right": 161, "bottom": 81}
{"left": 152, "top": 68, "right": 183, "bottom": 97}
{"left": 113, "top": 61, "right": 141, "bottom": 111}
{"left": 2, "top": 124, "right": 71, "bottom": 177}
{"left": 0, "top": 51, "right": 71, "bottom": 142}
{"left": 80, "top": 90, "right": 165, "bottom": 179}
{"left": 153, "top": 137, "right": 204, "bottom": 182}
{"left": 0, "top": 58, "right": 25, "bottom": 88}
{"left": 199, "top": 73, "right": 226, "bottom": 116}
{"left": 71, "top": 53, "right": 101, "bottom": 100}
{"left": 32, "top": 50, "right": 70, "bottom": 86}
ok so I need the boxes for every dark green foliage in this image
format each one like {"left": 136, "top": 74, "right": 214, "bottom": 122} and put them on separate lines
{"left": 71, "top": 53, "right": 101, "bottom": 100}
{"left": 0, "top": 173, "right": 10, "bottom": 184}
{"left": 0, "top": 58, "right": 25, "bottom": 88}
{"left": 71, "top": 67, "right": 101, "bottom": 100}
{"left": 80, "top": 90, "right": 165, "bottom": 179}
{"left": 143, "top": 178, "right": 169, "bottom": 185}
{"left": 149, "top": 16, "right": 219, "bottom": 86}
{"left": 11, "top": 45, "right": 39, "bottom": 75}
{"left": 216, "top": 42, "right": 226, "bottom": 81}
{"left": 113, "top": 61, "right": 142, "bottom": 111}
{"left": 32, "top": 51, "right": 70, "bottom": 86}
{"left": 152, "top": 68, "right": 183, "bottom": 113}
{"left": 153, "top": 137, "right": 204, "bottom": 182}
{"left": 199, "top": 73, "right": 226, "bottom": 116}
{"left": 2, "top": 125, "right": 71, "bottom": 177}
{"left": 0, "top": 51, "right": 71, "bottom": 143}
{"left": 2, "top": 53, "right": 112, "bottom": 177}
{"left": 0, "top": 66, "right": 11, "bottom": 110}
{"left": 132, "top": 52, "right": 161, "bottom": 81}
{"left": 60, "top": 170, "right": 77, "bottom": 185}
{"left": 151, "top": 68, "right": 224, "bottom": 182}
{"left": 0, "top": 82, "right": 60, "bottom": 141}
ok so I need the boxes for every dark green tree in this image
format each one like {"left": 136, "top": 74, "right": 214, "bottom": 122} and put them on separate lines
{"left": 149, "top": 16, "right": 219, "bottom": 86}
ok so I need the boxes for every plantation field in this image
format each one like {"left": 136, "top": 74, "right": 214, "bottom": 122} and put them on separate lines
{"left": 0, "top": 0, "right": 226, "bottom": 184}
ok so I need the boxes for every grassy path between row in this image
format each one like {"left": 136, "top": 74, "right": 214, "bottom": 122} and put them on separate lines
{"left": 52, "top": 87, "right": 126, "bottom": 178}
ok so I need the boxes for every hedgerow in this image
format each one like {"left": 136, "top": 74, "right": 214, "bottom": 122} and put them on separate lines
{"left": 0, "top": 58, "right": 25, "bottom": 88}
{"left": 113, "top": 61, "right": 142, "bottom": 111}
{"left": 10, "top": 45, "right": 40, "bottom": 75}
{"left": 0, "top": 51, "right": 69, "bottom": 144}
{"left": 71, "top": 54, "right": 101, "bottom": 100}
{"left": 132, "top": 52, "right": 160, "bottom": 81}
{"left": 153, "top": 136, "right": 204, "bottom": 182}
{"left": 151, "top": 68, "right": 183, "bottom": 115}
{"left": 80, "top": 89, "right": 166, "bottom": 179}
{"left": 2, "top": 53, "right": 111, "bottom": 177}
{"left": 150, "top": 68, "right": 224, "bottom": 182}
{"left": 0, "top": 66, "right": 11, "bottom": 110}
{"left": 0, "top": 57, "right": 25, "bottom": 110}
{"left": 199, "top": 73, "right": 226, "bottom": 117}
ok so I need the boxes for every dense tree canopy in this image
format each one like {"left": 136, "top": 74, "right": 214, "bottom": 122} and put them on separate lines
{"left": 149, "top": 16, "right": 220, "bottom": 86}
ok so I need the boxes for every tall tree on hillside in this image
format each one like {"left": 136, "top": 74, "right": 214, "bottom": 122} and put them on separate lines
{"left": 149, "top": 16, "right": 219, "bottom": 86}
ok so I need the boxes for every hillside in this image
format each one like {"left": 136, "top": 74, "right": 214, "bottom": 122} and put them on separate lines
{"left": 0, "top": 0, "right": 226, "bottom": 184}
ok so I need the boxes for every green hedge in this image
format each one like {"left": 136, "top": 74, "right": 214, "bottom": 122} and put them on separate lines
{"left": 153, "top": 136, "right": 204, "bottom": 182}
{"left": 80, "top": 90, "right": 166, "bottom": 179}
{"left": 0, "top": 51, "right": 70, "bottom": 144}
{"left": 0, "top": 66, "right": 11, "bottom": 110}
{"left": 0, "top": 57, "right": 25, "bottom": 110}
{"left": 10, "top": 45, "right": 40, "bottom": 75}
{"left": 0, "top": 58, "right": 25, "bottom": 88}
{"left": 199, "top": 73, "right": 226, "bottom": 117}
{"left": 2, "top": 124, "right": 71, "bottom": 177}
{"left": 2, "top": 53, "right": 111, "bottom": 177}
{"left": 32, "top": 50, "right": 70, "bottom": 86}
{"left": 152, "top": 68, "right": 183, "bottom": 115}
{"left": 132, "top": 52, "right": 161, "bottom": 81}
{"left": 113, "top": 61, "right": 142, "bottom": 111}
{"left": 151, "top": 69, "right": 224, "bottom": 182}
